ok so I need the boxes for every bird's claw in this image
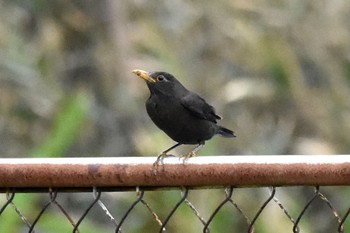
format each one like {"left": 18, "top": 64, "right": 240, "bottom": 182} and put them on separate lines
{"left": 153, "top": 153, "right": 166, "bottom": 167}
{"left": 179, "top": 151, "right": 196, "bottom": 163}
{"left": 152, "top": 152, "right": 172, "bottom": 174}
{"left": 187, "top": 151, "right": 196, "bottom": 158}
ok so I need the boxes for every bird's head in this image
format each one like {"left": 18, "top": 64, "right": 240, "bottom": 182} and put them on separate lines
{"left": 132, "top": 69, "right": 186, "bottom": 96}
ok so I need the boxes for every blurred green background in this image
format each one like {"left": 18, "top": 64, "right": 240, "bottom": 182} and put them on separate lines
{"left": 0, "top": 0, "right": 350, "bottom": 232}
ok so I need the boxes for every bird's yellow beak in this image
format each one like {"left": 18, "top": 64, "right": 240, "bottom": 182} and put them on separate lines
{"left": 132, "top": 69, "right": 156, "bottom": 83}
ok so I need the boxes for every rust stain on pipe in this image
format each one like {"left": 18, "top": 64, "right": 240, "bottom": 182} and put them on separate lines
{"left": 0, "top": 156, "right": 350, "bottom": 191}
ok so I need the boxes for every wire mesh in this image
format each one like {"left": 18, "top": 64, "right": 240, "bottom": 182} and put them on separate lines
{"left": 1, "top": 156, "right": 350, "bottom": 232}
{"left": 1, "top": 186, "right": 350, "bottom": 232}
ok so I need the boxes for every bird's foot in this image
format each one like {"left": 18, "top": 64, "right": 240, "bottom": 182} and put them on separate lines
{"left": 153, "top": 153, "right": 166, "bottom": 166}
{"left": 152, "top": 152, "right": 173, "bottom": 174}
{"left": 179, "top": 143, "right": 204, "bottom": 164}
{"left": 179, "top": 151, "right": 196, "bottom": 164}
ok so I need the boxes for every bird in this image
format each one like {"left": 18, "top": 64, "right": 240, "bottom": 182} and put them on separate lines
{"left": 132, "top": 69, "right": 236, "bottom": 164}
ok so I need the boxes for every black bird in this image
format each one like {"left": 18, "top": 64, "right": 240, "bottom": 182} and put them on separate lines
{"left": 132, "top": 69, "right": 236, "bottom": 163}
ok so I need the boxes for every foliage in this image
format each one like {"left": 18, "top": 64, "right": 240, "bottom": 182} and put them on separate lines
{"left": 0, "top": 0, "right": 349, "bottom": 232}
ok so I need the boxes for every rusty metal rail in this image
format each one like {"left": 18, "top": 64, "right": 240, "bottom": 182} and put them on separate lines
{"left": 0, "top": 155, "right": 349, "bottom": 192}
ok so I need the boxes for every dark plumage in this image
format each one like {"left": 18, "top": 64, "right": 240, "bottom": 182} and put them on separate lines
{"left": 132, "top": 69, "right": 235, "bottom": 163}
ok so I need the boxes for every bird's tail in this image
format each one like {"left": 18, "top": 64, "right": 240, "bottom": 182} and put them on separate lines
{"left": 217, "top": 126, "right": 236, "bottom": 138}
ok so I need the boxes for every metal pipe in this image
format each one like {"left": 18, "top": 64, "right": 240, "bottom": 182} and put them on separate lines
{"left": 0, "top": 156, "right": 349, "bottom": 192}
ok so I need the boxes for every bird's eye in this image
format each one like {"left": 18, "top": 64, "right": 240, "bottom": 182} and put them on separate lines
{"left": 157, "top": 75, "right": 166, "bottom": 82}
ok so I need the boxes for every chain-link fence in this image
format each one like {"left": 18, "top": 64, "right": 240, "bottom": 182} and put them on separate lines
{"left": 1, "top": 156, "right": 350, "bottom": 233}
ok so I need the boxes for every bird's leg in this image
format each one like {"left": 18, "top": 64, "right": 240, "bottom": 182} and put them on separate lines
{"left": 153, "top": 143, "right": 182, "bottom": 167}
{"left": 181, "top": 142, "right": 205, "bottom": 162}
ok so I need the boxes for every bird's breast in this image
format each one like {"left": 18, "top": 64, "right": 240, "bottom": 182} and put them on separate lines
{"left": 146, "top": 96, "right": 179, "bottom": 126}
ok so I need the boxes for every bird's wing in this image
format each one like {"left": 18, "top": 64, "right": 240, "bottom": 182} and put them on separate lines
{"left": 180, "top": 93, "right": 221, "bottom": 123}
